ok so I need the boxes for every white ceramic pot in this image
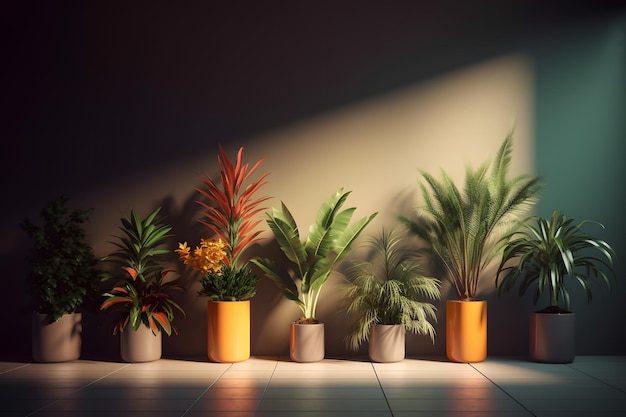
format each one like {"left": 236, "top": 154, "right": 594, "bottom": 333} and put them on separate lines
{"left": 120, "top": 325, "right": 162, "bottom": 362}
{"left": 32, "top": 312, "right": 82, "bottom": 362}
{"left": 369, "top": 324, "right": 405, "bottom": 363}
{"left": 290, "top": 322, "right": 324, "bottom": 362}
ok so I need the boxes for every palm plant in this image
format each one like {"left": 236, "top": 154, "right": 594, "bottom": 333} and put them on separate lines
{"left": 344, "top": 228, "right": 440, "bottom": 351}
{"left": 251, "top": 188, "right": 378, "bottom": 323}
{"left": 399, "top": 132, "right": 542, "bottom": 300}
{"left": 496, "top": 209, "right": 615, "bottom": 311}
{"left": 101, "top": 207, "right": 185, "bottom": 335}
{"left": 178, "top": 144, "right": 269, "bottom": 300}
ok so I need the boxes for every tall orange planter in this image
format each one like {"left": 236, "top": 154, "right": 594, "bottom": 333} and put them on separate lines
{"left": 207, "top": 300, "right": 250, "bottom": 363}
{"left": 446, "top": 300, "right": 487, "bottom": 363}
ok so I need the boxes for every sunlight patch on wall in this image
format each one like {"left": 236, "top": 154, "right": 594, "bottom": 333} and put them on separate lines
{"left": 85, "top": 53, "right": 536, "bottom": 358}
{"left": 243, "top": 53, "right": 534, "bottom": 357}
{"left": 242, "top": 53, "right": 535, "bottom": 238}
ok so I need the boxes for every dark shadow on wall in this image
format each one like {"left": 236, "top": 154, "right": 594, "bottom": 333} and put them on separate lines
{"left": 3, "top": 2, "right": 622, "bottom": 219}
{"left": 3, "top": 2, "right": 624, "bottom": 361}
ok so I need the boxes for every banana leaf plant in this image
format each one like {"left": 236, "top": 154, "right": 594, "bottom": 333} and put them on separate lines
{"left": 399, "top": 131, "right": 542, "bottom": 300}
{"left": 101, "top": 207, "right": 185, "bottom": 335}
{"left": 251, "top": 188, "right": 378, "bottom": 323}
{"left": 496, "top": 209, "right": 615, "bottom": 312}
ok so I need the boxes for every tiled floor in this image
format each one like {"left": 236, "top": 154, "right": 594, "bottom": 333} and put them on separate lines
{"left": 1, "top": 356, "right": 625, "bottom": 417}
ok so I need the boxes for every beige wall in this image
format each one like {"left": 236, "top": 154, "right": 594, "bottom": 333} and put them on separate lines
{"left": 82, "top": 53, "right": 536, "bottom": 359}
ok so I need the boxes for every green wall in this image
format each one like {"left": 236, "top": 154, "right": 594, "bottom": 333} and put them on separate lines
{"left": 534, "top": 15, "right": 625, "bottom": 353}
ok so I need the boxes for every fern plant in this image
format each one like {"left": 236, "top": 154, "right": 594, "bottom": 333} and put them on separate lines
{"left": 344, "top": 228, "right": 440, "bottom": 351}
{"left": 496, "top": 209, "right": 615, "bottom": 312}
{"left": 251, "top": 188, "right": 378, "bottom": 323}
{"left": 399, "top": 131, "right": 542, "bottom": 300}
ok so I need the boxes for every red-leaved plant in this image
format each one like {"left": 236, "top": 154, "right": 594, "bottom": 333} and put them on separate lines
{"left": 196, "top": 144, "right": 270, "bottom": 267}
{"left": 177, "top": 145, "right": 270, "bottom": 301}
{"left": 102, "top": 208, "right": 185, "bottom": 335}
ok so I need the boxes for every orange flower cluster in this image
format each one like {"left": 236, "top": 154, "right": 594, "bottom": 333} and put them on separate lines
{"left": 176, "top": 238, "right": 227, "bottom": 274}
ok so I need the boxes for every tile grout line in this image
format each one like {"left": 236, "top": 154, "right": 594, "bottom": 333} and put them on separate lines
{"left": 566, "top": 362, "right": 626, "bottom": 394}
{"left": 179, "top": 362, "right": 234, "bottom": 417}
{"left": 0, "top": 362, "right": 31, "bottom": 374}
{"left": 25, "top": 362, "right": 132, "bottom": 417}
{"left": 252, "top": 358, "right": 280, "bottom": 417}
{"left": 468, "top": 362, "right": 538, "bottom": 417}
{"left": 370, "top": 362, "right": 396, "bottom": 417}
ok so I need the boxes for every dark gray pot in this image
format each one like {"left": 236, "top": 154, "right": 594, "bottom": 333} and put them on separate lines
{"left": 530, "top": 311, "right": 575, "bottom": 363}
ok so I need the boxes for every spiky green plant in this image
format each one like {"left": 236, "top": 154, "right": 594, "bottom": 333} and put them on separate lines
{"left": 101, "top": 207, "right": 185, "bottom": 335}
{"left": 399, "top": 131, "right": 542, "bottom": 300}
{"left": 344, "top": 228, "right": 440, "bottom": 351}
{"left": 496, "top": 210, "right": 615, "bottom": 311}
{"left": 105, "top": 207, "right": 171, "bottom": 282}
{"left": 251, "top": 188, "right": 378, "bottom": 323}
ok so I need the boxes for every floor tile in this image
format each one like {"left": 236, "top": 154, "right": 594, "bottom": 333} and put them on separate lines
{"left": 383, "top": 386, "right": 510, "bottom": 399}
{"left": 518, "top": 398, "right": 626, "bottom": 412}
{"left": 387, "top": 397, "right": 527, "bottom": 412}
{"left": 0, "top": 356, "right": 622, "bottom": 416}
{"left": 254, "top": 411, "right": 392, "bottom": 417}
{"left": 257, "top": 398, "right": 390, "bottom": 412}
{"left": 188, "top": 398, "right": 260, "bottom": 412}
{"left": 263, "top": 386, "right": 386, "bottom": 399}
{"left": 202, "top": 387, "right": 266, "bottom": 399}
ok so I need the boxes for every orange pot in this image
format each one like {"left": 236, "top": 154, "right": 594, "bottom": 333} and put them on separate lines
{"left": 446, "top": 300, "right": 487, "bottom": 363}
{"left": 207, "top": 300, "right": 250, "bottom": 363}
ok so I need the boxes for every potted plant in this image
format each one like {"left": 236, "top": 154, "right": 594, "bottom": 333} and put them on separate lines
{"left": 399, "top": 131, "right": 542, "bottom": 362}
{"left": 344, "top": 228, "right": 440, "bottom": 362}
{"left": 251, "top": 188, "right": 377, "bottom": 362}
{"left": 496, "top": 209, "right": 615, "bottom": 363}
{"left": 21, "top": 195, "right": 101, "bottom": 362}
{"left": 176, "top": 144, "right": 269, "bottom": 363}
{"left": 101, "top": 207, "right": 185, "bottom": 362}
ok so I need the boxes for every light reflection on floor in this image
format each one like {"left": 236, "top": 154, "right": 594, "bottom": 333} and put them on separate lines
{"left": 1, "top": 356, "right": 625, "bottom": 416}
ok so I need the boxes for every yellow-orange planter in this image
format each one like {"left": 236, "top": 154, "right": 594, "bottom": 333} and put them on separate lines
{"left": 207, "top": 300, "right": 250, "bottom": 363}
{"left": 446, "top": 300, "right": 487, "bottom": 363}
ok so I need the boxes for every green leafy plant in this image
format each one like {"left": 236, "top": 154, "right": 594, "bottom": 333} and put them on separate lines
{"left": 496, "top": 209, "right": 615, "bottom": 312}
{"left": 251, "top": 188, "right": 378, "bottom": 323}
{"left": 344, "top": 228, "right": 441, "bottom": 351}
{"left": 399, "top": 131, "right": 542, "bottom": 300}
{"left": 177, "top": 145, "right": 269, "bottom": 301}
{"left": 101, "top": 207, "right": 185, "bottom": 335}
{"left": 20, "top": 195, "right": 101, "bottom": 321}
{"left": 198, "top": 264, "right": 259, "bottom": 301}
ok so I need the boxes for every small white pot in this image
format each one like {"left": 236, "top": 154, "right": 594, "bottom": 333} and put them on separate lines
{"left": 120, "top": 325, "right": 162, "bottom": 362}
{"left": 290, "top": 322, "right": 324, "bottom": 362}
{"left": 369, "top": 324, "right": 405, "bottom": 363}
